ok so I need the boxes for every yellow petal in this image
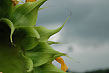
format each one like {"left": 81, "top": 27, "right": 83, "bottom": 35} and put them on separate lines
{"left": 26, "top": 0, "right": 37, "bottom": 2}
{"left": 55, "top": 57, "right": 68, "bottom": 72}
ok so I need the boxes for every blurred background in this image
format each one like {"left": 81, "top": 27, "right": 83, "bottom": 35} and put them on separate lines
{"left": 25, "top": 0, "right": 109, "bottom": 73}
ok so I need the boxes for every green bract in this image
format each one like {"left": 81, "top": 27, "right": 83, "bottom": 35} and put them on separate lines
{"left": 0, "top": 0, "right": 67, "bottom": 73}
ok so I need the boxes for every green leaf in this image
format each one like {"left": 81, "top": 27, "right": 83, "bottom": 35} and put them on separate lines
{"left": 16, "top": 27, "right": 40, "bottom": 38}
{"left": 47, "top": 41, "right": 61, "bottom": 45}
{"left": 0, "top": 0, "right": 12, "bottom": 18}
{"left": 26, "top": 52, "right": 54, "bottom": 67}
{"left": 26, "top": 42, "right": 66, "bottom": 67}
{"left": 28, "top": 42, "right": 61, "bottom": 53}
{"left": 13, "top": 27, "right": 40, "bottom": 50}
{"left": 35, "top": 24, "right": 64, "bottom": 42}
{"left": 33, "top": 63, "right": 66, "bottom": 73}
{"left": 0, "top": 18, "right": 15, "bottom": 43}
{"left": 26, "top": 52, "right": 65, "bottom": 67}
{"left": 21, "top": 37, "right": 39, "bottom": 51}
{"left": 0, "top": 40, "right": 26, "bottom": 73}
{"left": 10, "top": 0, "right": 47, "bottom": 27}
{"left": 39, "top": 6, "right": 48, "bottom": 11}
{"left": 21, "top": 53, "right": 33, "bottom": 72}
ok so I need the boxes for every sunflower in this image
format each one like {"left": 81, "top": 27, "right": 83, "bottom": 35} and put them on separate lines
{"left": 0, "top": 0, "right": 68, "bottom": 73}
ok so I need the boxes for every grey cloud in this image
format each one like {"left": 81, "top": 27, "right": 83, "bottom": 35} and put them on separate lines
{"left": 63, "top": 1, "right": 109, "bottom": 46}
{"left": 36, "top": 0, "right": 109, "bottom": 72}
{"left": 40, "top": 0, "right": 109, "bottom": 47}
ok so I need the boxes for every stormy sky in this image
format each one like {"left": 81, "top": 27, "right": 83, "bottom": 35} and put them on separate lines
{"left": 24, "top": 0, "right": 109, "bottom": 72}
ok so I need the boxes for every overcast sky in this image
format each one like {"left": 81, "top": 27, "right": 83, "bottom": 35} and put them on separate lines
{"left": 24, "top": 0, "right": 109, "bottom": 72}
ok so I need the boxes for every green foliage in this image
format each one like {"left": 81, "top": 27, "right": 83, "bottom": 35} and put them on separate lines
{"left": 0, "top": 18, "right": 15, "bottom": 43}
{"left": 0, "top": 0, "right": 67, "bottom": 73}
{"left": 33, "top": 63, "right": 66, "bottom": 73}
{"left": 10, "top": 0, "right": 46, "bottom": 27}
{"left": 0, "top": 0, "right": 12, "bottom": 18}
